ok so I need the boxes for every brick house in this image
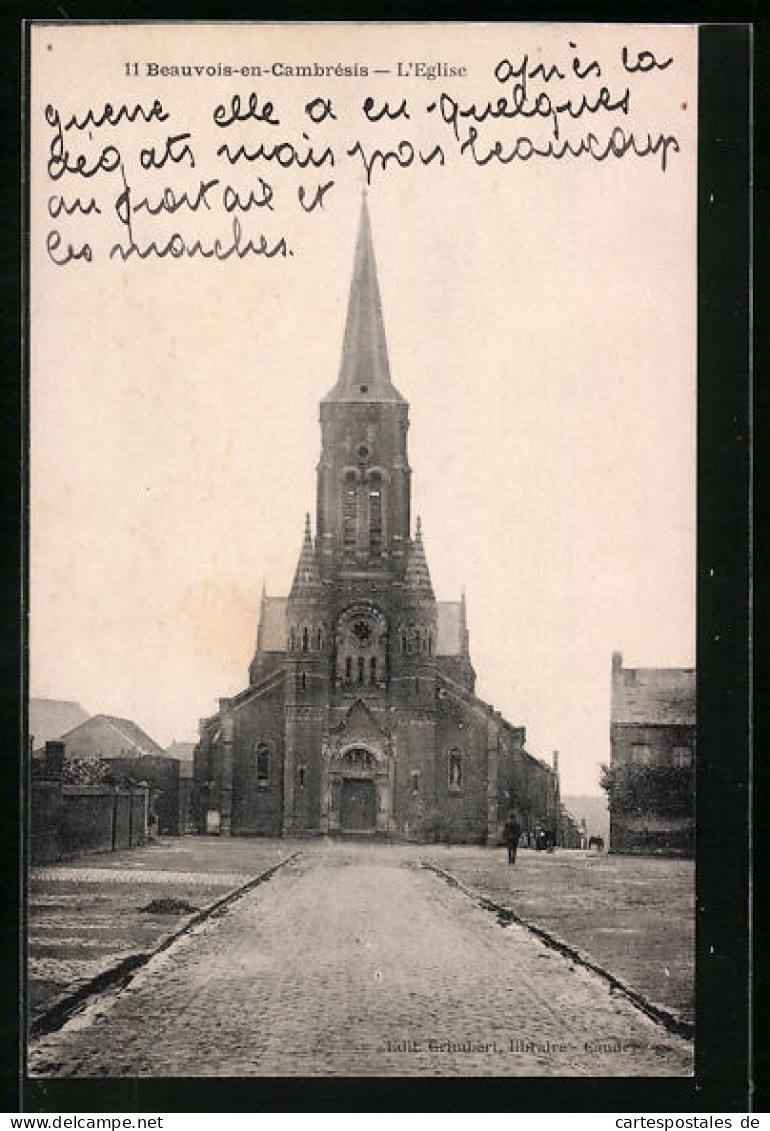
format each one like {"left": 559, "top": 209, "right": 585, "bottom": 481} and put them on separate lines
{"left": 195, "top": 198, "right": 561, "bottom": 844}
{"left": 608, "top": 651, "right": 695, "bottom": 855}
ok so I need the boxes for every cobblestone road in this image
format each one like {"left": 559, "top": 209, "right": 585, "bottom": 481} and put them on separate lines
{"left": 29, "top": 844, "right": 693, "bottom": 1077}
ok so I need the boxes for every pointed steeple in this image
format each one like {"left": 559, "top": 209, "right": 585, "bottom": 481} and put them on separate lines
{"left": 404, "top": 515, "right": 435, "bottom": 598}
{"left": 322, "top": 194, "right": 405, "bottom": 404}
{"left": 290, "top": 512, "right": 321, "bottom": 596}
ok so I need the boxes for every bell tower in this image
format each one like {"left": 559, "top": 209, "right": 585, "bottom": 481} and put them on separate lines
{"left": 316, "top": 195, "right": 411, "bottom": 577}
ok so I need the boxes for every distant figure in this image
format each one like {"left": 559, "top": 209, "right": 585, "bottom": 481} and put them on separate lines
{"left": 535, "top": 826, "right": 548, "bottom": 852}
{"left": 589, "top": 835, "right": 605, "bottom": 852}
{"left": 502, "top": 814, "right": 522, "bottom": 865}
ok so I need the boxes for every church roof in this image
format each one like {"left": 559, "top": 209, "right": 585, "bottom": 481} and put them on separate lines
{"left": 322, "top": 195, "right": 405, "bottom": 405}
{"left": 259, "top": 596, "right": 288, "bottom": 651}
{"left": 612, "top": 663, "right": 695, "bottom": 726}
{"left": 436, "top": 602, "right": 462, "bottom": 656}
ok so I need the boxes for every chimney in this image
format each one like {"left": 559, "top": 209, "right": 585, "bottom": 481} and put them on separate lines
{"left": 44, "top": 740, "right": 65, "bottom": 779}
{"left": 612, "top": 651, "right": 623, "bottom": 675}
{"left": 552, "top": 749, "right": 559, "bottom": 774}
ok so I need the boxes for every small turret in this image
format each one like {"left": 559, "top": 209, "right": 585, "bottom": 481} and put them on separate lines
{"left": 290, "top": 513, "right": 322, "bottom": 597}
{"left": 404, "top": 516, "right": 435, "bottom": 599}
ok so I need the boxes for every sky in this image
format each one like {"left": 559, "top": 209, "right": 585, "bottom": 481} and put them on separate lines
{"left": 30, "top": 23, "right": 697, "bottom": 794}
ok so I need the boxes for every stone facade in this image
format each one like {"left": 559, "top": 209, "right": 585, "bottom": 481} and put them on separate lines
{"left": 194, "top": 199, "right": 560, "bottom": 844}
{"left": 608, "top": 651, "right": 695, "bottom": 855}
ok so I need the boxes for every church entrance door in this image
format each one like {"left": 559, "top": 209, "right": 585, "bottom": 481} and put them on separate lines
{"left": 340, "top": 778, "right": 376, "bottom": 832}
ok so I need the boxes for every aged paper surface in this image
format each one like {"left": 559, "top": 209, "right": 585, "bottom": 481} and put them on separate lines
{"left": 28, "top": 22, "right": 697, "bottom": 1079}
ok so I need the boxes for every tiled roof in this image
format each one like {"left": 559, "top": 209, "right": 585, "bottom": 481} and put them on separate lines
{"left": 436, "top": 602, "right": 462, "bottom": 656}
{"left": 29, "top": 699, "right": 90, "bottom": 749}
{"left": 260, "top": 597, "right": 288, "bottom": 651}
{"left": 61, "top": 715, "right": 166, "bottom": 758}
{"left": 612, "top": 667, "right": 696, "bottom": 726}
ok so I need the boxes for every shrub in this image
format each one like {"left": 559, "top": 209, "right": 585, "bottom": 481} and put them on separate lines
{"left": 600, "top": 762, "right": 694, "bottom": 818}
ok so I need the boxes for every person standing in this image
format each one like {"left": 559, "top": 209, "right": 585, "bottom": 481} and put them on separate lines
{"left": 503, "top": 813, "right": 522, "bottom": 865}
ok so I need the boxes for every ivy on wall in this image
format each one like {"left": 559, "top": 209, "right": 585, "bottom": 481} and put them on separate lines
{"left": 600, "top": 762, "right": 694, "bottom": 818}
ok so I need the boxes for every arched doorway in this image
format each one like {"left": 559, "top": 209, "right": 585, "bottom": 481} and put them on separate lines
{"left": 339, "top": 747, "right": 377, "bottom": 832}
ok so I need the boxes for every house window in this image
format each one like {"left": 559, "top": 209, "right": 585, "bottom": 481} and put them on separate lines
{"left": 672, "top": 745, "right": 693, "bottom": 768}
{"left": 630, "top": 744, "right": 652, "bottom": 765}
{"left": 255, "top": 743, "right": 270, "bottom": 788}
{"left": 448, "top": 749, "right": 462, "bottom": 791}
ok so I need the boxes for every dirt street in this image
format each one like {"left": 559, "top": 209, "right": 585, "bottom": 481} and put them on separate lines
{"left": 29, "top": 843, "right": 693, "bottom": 1077}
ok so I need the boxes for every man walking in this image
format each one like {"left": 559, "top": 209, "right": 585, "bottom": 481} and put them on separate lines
{"left": 503, "top": 813, "right": 522, "bottom": 865}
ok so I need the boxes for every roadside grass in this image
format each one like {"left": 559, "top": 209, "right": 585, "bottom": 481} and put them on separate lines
{"left": 421, "top": 846, "right": 694, "bottom": 1023}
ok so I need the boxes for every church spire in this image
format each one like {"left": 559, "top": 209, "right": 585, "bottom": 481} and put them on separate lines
{"left": 322, "top": 194, "right": 405, "bottom": 404}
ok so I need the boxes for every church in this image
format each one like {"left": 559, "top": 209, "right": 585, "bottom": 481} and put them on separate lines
{"left": 194, "top": 199, "right": 562, "bottom": 843}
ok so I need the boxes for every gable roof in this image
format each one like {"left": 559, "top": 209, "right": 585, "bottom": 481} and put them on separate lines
{"left": 612, "top": 666, "right": 696, "bottom": 726}
{"left": 165, "top": 741, "right": 196, "bottom": 762}
{"left": 29, "top": 699, "right": 90, "bottom": 750}
{"left": 329, "top": 698, "right": 391, "bottom": 742}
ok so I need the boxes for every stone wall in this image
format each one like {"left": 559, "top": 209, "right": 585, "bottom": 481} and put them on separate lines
{"left": 30, "top": 758, "right": 148, "bottom": 864}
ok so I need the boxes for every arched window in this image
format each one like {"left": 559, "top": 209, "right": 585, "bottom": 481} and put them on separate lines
{"left": 357, "top": 655, "right": 365, "bottom": 685}
{"left": 302, "top": 626, "right": 309, "bottom": 653}
{"left": 288, "top": 627, "right": 296, "bottom": 652}
{"left": 314, "top": 626, "right": 322, "bottom": 651}
{"left": 298, "top": 764, "right": 306, "bottom": 790}
{"left": 370, "top": 656, "right": 378, "bottom": 685}
{"left": 428, "top": 633, "right": 434, "bottom": 656}
{"left": 400, "top": 630, "right": 407, "bottom": 653}
{"left": 255, "top": 743, "right": 271, "bottom": 789}
{"left": 448, "top": 749, "right": 462, "bottom": 791}
{"left": 368, "top": 472, "right": 383, "bottom": 557}
{"left": 345, "top": 656, "right": 352, "bottom": 682}
{"left": 343, "top": 471, "right": 357, "bottom": 556}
